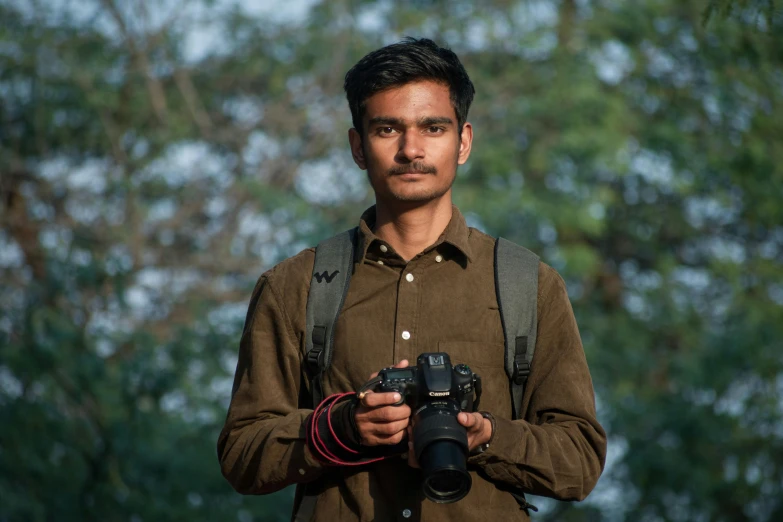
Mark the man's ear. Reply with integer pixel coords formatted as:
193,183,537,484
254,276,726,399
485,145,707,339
457,122,473,165
348,128,367,170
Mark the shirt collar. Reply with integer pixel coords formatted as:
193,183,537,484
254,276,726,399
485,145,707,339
355,205,474,264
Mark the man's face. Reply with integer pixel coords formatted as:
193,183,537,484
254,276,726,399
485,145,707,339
348,80,473,205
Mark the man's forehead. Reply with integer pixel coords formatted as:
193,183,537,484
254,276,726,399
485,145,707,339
362,81,456,122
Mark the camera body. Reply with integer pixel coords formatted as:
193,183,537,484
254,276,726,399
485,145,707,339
377,352,479,412
374,353,482,504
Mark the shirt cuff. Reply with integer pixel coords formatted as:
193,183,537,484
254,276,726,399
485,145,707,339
467,412,522,467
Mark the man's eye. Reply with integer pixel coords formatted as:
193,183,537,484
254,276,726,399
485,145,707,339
379,127,395,135
427,126,444,134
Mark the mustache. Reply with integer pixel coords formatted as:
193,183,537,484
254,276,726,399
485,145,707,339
388,162,437,176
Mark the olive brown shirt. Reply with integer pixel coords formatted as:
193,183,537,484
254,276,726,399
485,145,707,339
217,206,607,521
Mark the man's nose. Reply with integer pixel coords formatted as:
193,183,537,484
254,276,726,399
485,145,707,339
397,131,425,161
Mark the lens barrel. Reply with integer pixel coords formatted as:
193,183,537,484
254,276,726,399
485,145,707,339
413,402,472,503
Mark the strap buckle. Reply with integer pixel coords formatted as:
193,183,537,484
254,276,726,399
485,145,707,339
306,346,324,377
511,336,530,385
512,358,530,385
306,325,329,377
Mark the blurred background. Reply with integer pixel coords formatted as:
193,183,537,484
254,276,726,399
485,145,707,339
1,0,782,520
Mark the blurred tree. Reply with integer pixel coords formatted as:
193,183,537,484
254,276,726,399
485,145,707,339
0,0,343,519
1,0,781,521
704,0,779,25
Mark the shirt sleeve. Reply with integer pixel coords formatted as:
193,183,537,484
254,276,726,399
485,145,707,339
217,275,327,494
468,265,607,501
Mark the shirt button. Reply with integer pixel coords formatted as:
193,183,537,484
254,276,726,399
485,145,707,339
377,260,384,265
401,331,411,340
402,509,412,518
380,244,388,253
435,255,443,263
405,273,414,282
298,468,305,475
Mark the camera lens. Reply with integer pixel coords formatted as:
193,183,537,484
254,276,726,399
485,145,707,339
420,440,472,503
425,469,466,497
413,402,472,503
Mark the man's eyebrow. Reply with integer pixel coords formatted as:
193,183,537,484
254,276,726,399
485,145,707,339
418,116,454,126
366,116,455,127
367,116,405,126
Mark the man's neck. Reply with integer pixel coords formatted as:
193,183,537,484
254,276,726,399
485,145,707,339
373,197,453,261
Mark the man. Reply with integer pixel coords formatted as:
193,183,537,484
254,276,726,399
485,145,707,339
218,38,606,521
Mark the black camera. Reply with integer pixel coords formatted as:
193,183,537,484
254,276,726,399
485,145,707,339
374,352,482,503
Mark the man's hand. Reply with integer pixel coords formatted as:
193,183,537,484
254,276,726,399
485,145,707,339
354,360,411,446
406,411,493,468
457,412,493,451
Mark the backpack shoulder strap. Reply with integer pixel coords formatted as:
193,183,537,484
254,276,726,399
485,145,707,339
304,227,358,407
494,237,540,420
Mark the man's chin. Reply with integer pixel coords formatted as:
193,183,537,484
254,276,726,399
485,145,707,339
387,188,450,203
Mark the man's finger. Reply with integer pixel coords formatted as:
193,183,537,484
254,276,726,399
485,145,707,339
458,412,481,429
365,418,408,436
360,405,411,424
368,426,408,443
364,432,406,446
362,392,403,408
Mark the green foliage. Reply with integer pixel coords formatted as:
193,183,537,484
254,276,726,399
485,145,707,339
1,0,781,521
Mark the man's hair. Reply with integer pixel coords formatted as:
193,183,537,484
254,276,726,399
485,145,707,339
344,37,475,134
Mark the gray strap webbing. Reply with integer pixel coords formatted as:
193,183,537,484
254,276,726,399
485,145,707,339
297,229,355,522
304,228,357,408
494,237,540,420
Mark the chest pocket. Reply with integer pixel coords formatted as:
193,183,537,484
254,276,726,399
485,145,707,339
436,341,512,419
